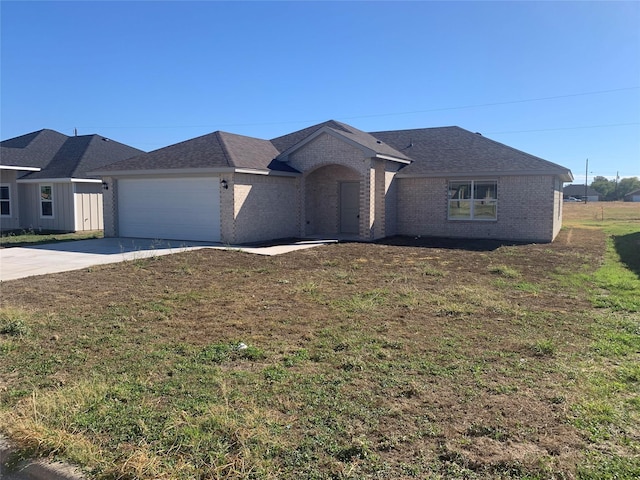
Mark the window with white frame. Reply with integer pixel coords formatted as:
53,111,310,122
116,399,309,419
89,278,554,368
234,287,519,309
0,184,10,216
40,184,53,217
448,180,497,220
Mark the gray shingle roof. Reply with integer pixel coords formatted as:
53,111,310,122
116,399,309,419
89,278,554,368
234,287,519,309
89,120,572,180
95,131,298,173
1,129,68,169
371,126,572,178
219,132,297,172
1,129,143,179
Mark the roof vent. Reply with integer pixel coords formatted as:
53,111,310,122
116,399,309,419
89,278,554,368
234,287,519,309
475,132,482,136
102,138,110,142
376,140,382,144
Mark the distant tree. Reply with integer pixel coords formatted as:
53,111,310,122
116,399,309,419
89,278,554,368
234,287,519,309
591,176,640,200
618,177,640,199
590,176,616,200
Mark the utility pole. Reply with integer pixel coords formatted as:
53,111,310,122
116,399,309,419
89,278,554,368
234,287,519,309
584,158,588,203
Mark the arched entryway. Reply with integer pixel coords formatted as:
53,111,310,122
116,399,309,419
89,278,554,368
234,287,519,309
304,164,361,238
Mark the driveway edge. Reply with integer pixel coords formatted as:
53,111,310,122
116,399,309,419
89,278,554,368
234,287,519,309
0,436,86,480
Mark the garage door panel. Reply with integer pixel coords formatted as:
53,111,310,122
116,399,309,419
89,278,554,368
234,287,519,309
118,177,220,241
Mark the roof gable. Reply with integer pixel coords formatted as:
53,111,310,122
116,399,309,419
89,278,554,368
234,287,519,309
270,120,351,153
272,120,410,162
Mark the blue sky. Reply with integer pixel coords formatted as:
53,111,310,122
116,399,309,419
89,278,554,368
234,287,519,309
1,1,639,183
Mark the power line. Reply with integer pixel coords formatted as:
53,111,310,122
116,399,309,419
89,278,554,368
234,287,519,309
77,86,640,131
485,122,640,135
336,87,640,121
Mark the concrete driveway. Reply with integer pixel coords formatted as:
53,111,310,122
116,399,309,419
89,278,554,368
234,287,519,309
0,237,335,282
0,238,215,282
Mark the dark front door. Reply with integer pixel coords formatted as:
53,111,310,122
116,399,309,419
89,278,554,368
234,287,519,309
340,182,359,234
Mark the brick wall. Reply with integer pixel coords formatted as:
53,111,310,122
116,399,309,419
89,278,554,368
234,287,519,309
229,173,299,244
384,166,400,237
101,176,117,237
397,175,559,242
552,178,563,240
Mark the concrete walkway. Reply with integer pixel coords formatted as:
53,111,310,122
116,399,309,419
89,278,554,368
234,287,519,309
1,436,85,480
0,238,336,282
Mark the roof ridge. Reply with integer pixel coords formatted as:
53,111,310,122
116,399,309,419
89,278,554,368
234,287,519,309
370,126,459,135
214,131,235,167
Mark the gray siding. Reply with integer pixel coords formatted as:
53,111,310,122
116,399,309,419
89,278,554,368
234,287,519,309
0,170,20,230
19,182,76,232
74,183,103,231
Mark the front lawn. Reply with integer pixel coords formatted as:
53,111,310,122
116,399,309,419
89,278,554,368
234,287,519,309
0,206,638,479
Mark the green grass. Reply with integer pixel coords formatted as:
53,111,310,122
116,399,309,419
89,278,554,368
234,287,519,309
0,229,102,247
564,222,640,478
591,226,640,312
488,264,521,278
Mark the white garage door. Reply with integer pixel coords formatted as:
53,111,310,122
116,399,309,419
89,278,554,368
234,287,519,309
118,177,220,241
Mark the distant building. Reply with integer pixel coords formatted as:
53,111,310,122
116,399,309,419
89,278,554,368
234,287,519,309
563,184,600,202
624,189,640,202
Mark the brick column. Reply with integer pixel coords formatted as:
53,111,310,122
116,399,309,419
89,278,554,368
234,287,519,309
102,177,117,237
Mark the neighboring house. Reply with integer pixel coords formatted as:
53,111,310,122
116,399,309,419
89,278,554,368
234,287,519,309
563,184,600,202
0,130,143,232
624,189,640,202
92,120,573,244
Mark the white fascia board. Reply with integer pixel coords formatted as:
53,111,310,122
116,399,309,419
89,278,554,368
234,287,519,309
234,168,300,177
17,177,102,184
92,167,300,178
89,167,236,177
374,154,412,164
0,165,41,171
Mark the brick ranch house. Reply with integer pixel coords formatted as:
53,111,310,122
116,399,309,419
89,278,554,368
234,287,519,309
92,120,573,244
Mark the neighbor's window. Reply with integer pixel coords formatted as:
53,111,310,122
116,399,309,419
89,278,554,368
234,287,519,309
448,180,497,220
0,185,10,216
40,184,53,217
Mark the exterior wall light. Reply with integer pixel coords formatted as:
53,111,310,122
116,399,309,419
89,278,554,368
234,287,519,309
102,182,109,190
221,179,228,189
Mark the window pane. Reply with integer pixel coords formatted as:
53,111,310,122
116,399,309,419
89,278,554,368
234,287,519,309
449,182,471,200
41,186,52,200
449,200,471,219
0,186,9,200
473,200,497,219
0,201,9,216
474,181,497,200
41,201,53,216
